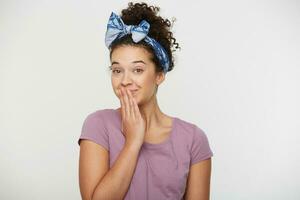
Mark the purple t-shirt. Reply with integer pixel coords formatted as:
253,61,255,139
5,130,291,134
78,108,214,200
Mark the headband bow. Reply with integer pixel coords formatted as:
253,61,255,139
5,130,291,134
105,12,170,73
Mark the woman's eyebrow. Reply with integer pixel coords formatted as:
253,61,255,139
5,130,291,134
111,60,146,65
111,61,119,65
132,60,146,64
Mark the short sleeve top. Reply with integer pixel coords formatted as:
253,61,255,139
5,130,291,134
78,108,214,200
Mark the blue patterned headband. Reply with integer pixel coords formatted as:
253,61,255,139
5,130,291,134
105,12,170,74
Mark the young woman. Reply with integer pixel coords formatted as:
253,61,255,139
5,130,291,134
78,2,214,200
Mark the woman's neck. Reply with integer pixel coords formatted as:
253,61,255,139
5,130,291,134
139,100,164,132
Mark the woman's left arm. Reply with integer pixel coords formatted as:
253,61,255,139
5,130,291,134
183,158,212,200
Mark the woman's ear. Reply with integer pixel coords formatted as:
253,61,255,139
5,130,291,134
156,71,165,86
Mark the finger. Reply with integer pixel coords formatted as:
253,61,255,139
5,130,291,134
121,87,128,120
119,88,126,120
122,87,130,119
132,93,141,119
126,88,135,120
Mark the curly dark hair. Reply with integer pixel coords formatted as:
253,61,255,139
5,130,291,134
109,1,181,73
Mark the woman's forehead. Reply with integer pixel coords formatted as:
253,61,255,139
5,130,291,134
111,45,152,63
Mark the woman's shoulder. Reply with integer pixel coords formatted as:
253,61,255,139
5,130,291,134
81,108,119,136
82,108,119,130
175,116,198,132
85,108,116,119
174,116,209,139
79,109,114,149
175,116,213,161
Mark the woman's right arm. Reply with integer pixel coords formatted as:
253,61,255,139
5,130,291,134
79,139,142,200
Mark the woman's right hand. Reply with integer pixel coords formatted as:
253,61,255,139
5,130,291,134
117,86,146,148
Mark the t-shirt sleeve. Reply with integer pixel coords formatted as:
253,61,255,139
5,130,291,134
190,125,214,165
77,112,109,151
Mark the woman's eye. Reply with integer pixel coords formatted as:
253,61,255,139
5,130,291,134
134,68,144,73
110,68,143,74
112,69,121,74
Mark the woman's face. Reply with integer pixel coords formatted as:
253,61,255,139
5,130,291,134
110,45,165,105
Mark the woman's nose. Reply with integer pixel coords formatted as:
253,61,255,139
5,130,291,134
121,72,132,86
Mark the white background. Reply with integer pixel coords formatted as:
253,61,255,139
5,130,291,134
1,0,299,199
